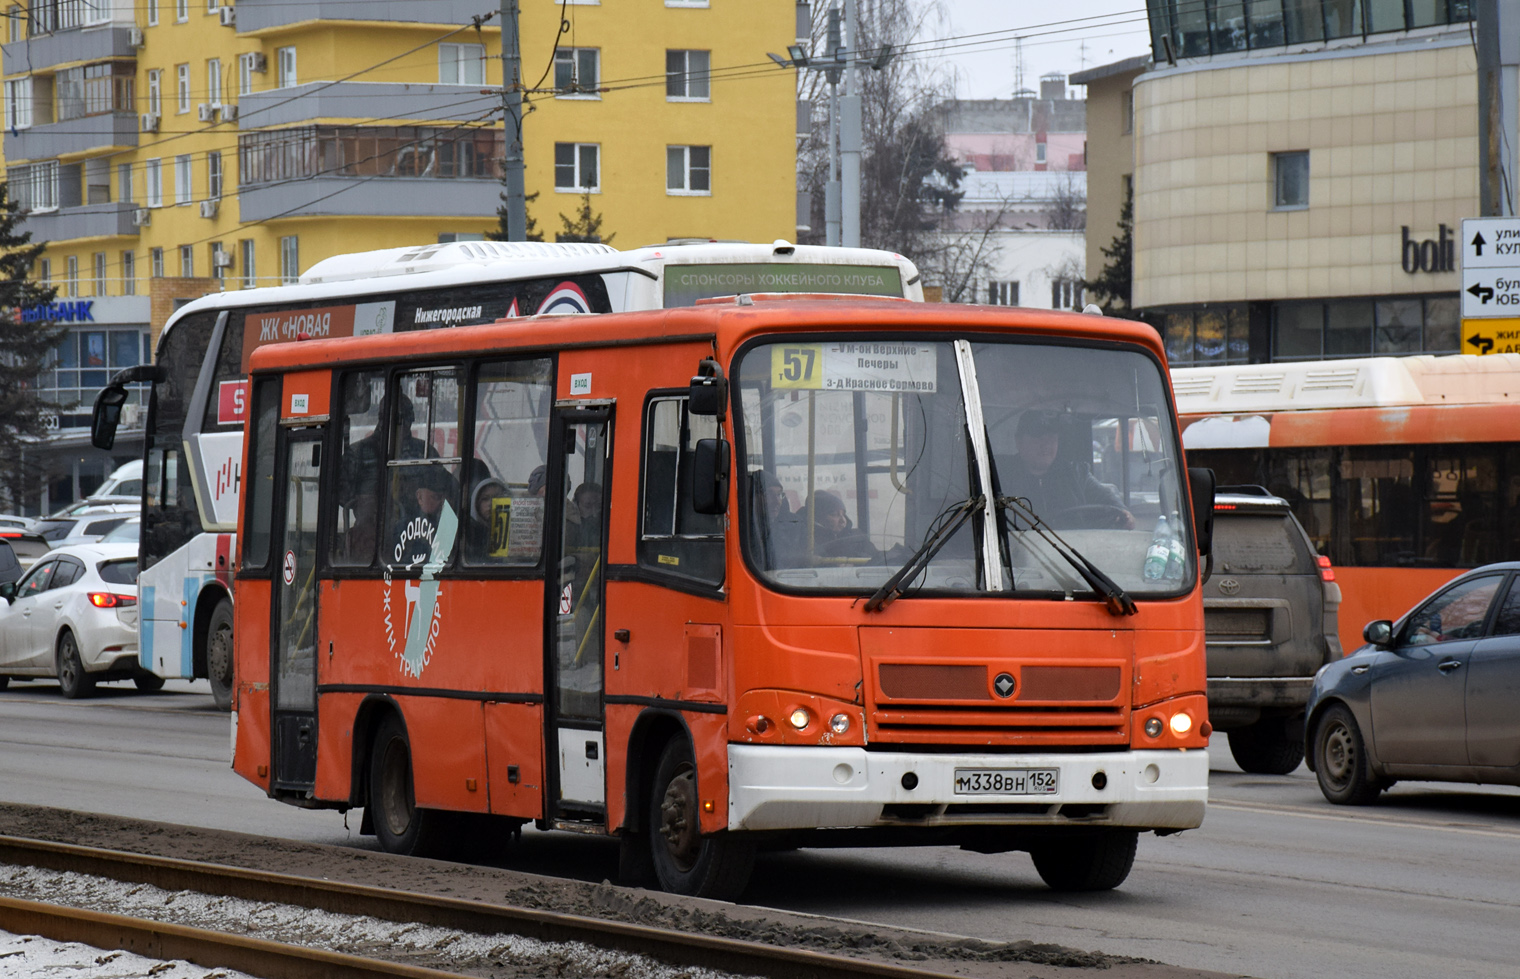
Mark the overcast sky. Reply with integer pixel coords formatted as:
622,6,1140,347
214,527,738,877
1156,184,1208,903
929,1,1152,99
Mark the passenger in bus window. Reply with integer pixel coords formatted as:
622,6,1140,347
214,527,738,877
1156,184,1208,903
809,490,878,562
393,465,457,568
999,410,1134,529
465,477,509,563
751,470,802,568
527,465,548,497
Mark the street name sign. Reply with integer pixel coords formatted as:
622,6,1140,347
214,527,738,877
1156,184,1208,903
1460,219,1520,346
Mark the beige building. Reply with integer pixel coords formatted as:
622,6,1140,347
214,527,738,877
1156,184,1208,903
1086,3,1480,366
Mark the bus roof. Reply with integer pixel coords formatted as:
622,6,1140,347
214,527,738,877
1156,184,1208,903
247,297,1161,375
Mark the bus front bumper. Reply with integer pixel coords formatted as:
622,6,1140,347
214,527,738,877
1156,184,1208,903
727,744,1208,832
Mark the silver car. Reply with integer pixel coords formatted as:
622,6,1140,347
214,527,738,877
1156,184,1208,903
0,542,162,698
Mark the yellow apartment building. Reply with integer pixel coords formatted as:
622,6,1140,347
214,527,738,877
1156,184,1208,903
2,0,797,505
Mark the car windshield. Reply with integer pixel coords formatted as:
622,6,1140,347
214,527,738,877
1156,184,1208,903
735,337,1192,599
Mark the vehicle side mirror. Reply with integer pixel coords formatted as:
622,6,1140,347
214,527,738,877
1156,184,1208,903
691,438,730,515
0,583,15,603
1188,467,1215,556
91,385,128,450
1363,619,1393,647
689,358,728,421
0,539,19,587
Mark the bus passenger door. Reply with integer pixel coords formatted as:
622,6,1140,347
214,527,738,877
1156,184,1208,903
271,425,323,794
546,407,610,820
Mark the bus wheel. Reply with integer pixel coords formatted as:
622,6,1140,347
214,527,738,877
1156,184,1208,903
368,714,445,857
134,673,166,693
206,599,234,711
1029,829,1137,891
56,631,95,700
647,739,754,900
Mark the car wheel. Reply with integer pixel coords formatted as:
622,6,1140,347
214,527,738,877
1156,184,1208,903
206,599,234,711
367,713,447,857
1313,704,1383,805
647,738,754,900
134,673,165,693
1227,715,1306,775
1030,829,1138,891
55,631,95,700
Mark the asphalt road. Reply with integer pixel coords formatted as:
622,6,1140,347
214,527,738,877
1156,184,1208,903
2,678,1518,979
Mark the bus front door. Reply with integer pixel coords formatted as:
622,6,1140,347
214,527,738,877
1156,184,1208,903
546,407,610,821
271,425,323,794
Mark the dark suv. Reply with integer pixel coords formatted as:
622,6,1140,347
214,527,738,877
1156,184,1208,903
1205,486,1341,774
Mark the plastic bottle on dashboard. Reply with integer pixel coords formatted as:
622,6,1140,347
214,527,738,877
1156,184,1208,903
1164,526,1186,579
1143,516,1171,580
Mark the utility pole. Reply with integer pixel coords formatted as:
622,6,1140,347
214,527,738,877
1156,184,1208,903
840,0,862,247
1476,0,1519,217
825,5,843,247
501,0,528,240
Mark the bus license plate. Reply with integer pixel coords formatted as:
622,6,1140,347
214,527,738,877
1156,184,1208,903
953,768,1059,795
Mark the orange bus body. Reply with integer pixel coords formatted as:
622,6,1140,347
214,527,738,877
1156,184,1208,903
233,300,1211,896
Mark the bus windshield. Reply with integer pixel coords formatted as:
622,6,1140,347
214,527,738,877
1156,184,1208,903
736,337,1192,599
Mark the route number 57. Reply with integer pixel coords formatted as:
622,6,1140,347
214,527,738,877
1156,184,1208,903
772,344,823,389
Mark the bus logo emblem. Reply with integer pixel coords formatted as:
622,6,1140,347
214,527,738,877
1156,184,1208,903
993,673,1016,698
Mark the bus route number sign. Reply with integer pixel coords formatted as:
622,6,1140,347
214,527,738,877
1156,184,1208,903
953,768,1058,795
770,342,937,393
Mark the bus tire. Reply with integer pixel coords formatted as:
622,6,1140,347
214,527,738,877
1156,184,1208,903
368,713,446,857
647,738,754,900
1227,715,1305,775
1312,704,1382,805
134,673,166,693
206,599,235,711
1029,829,1137,892
55,631,95,700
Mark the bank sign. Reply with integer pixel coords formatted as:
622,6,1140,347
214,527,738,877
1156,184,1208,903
20,300,96,323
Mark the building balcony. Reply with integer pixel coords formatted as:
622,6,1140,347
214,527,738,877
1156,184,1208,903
5,113,137,164
2,25,135,76
237,82,499,129
234,0,492,32
21,202,138,243
238,177,502,222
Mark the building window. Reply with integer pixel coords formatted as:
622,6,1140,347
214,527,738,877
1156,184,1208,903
1036,142,1047,164
121,251,135,295
666,49,710,100
176,0,188,22
1272,150,1309,209
239,125,503,183
4,77,32,130
988,281,1019,306
553,48,599,96
276,47,297,89
44,327,153,430
280,235,299,284
65,256,78,297
1270,295,1461,362
1121,88,1133,135
554,142,600,192
239,52,256,96
209,241,224,281
38,258,50,284
174,154,192,204
6,161,60,211
179,244,194,277
206,0,218,13
93,252,106,296
148,0,158,27
1052,278,1083,310
439,42,485,85
207,151,222,199
151,247,164,278
240,238,256,288
176,64,190,113
207,58,222,107
147,69,161,116
117,162,133,203
56,62,134,122
145,158,162,207
666,145,711,194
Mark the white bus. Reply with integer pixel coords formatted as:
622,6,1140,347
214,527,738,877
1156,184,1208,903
91,240,923,707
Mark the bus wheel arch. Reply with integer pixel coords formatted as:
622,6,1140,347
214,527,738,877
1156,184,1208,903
645,732,754,900
366,706,447,856
193,585,234,711
350,694,398,821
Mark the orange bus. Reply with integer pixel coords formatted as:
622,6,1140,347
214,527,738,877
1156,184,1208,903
1173,353,1520,655
232,297,1215,897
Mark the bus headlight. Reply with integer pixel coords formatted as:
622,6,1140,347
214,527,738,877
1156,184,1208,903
1144,717,1163,738
789,708,811,730
829,713,850,734
1169,712,1193,736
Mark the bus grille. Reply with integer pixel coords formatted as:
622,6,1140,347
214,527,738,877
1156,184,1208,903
870,705,1128,744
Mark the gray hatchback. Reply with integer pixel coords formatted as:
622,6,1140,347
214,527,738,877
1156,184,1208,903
1205,487,1342,774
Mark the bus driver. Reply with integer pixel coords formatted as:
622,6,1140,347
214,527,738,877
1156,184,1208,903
999,409,1134,529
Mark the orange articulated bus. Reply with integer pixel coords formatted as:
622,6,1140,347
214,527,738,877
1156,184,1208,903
232,297,1215,897
1173,353,1520,655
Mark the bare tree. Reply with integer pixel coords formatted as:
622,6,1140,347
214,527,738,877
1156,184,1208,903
1047,172,1087,232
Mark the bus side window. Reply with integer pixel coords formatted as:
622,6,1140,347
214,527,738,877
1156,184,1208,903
639,396,724,587
242,378,281,571
330,371,387,569
463,358,553,567
384,369,463,572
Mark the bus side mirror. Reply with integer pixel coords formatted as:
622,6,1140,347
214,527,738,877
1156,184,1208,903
691,438,730,515
91,385,128,450
689,359,727,421
1363,619,1393,647
1188,466,1215,556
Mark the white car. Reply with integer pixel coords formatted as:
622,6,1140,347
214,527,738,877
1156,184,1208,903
49,510,138,550
0,542,161,698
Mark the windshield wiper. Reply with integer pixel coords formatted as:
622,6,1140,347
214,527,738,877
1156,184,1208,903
864,495,983,613
996,496,1138,617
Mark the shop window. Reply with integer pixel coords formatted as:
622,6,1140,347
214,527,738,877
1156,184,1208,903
1424,297,1460,352
1374,299,1422,354
1273,302,1322,359
1324,299,1372,356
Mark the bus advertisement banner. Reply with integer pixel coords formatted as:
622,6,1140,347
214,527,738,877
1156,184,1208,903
241,301,397,369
